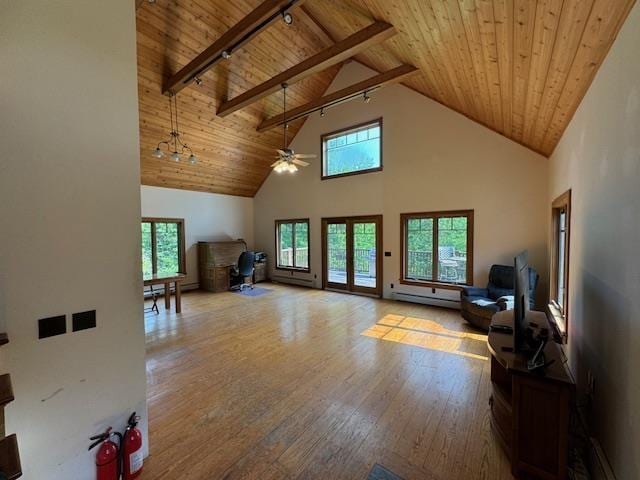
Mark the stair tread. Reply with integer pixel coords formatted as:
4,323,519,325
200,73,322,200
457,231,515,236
0,434,22,479
0,376,14,407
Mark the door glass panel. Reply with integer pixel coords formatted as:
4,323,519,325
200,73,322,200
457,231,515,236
406,218,433,281
327,223,347,284
437,216,468,284
353,222,377,288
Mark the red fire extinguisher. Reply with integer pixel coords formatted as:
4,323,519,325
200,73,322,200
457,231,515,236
122,412,144,479
89,427,122,480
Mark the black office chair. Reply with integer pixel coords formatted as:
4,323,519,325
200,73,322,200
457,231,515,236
230,251,255,291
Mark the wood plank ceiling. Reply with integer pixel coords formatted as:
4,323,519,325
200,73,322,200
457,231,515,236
136,0,636,196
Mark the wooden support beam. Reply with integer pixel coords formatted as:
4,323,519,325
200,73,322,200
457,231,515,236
163,0,307,95
256,64,419,132
217,21,396,117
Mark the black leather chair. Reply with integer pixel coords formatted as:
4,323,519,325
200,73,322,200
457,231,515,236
460,264,539,330
230,251,256,291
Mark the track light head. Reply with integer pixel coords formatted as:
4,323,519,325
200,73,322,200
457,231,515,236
363,92,371,104
320,108,325,117
194,77,203,86
282,11,293,25
221,50,232,60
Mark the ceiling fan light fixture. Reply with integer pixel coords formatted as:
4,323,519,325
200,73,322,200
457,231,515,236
288,163,298,173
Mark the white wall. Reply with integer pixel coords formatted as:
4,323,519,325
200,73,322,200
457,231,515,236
0,1,147,478
548,4,640,478
254,62,549,305
141,185,255,288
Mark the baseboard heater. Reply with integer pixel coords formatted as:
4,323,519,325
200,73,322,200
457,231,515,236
271,275,314,288
393,291,460,310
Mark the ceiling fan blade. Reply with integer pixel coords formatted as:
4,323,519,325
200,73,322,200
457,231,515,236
277,149,288,156
293,153,316,159
292,159,310,166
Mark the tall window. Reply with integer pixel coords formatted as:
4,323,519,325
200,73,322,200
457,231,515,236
141,218,186,277
276,219,310,271
400,210,474,287
550,190,571,339
321,118,382,179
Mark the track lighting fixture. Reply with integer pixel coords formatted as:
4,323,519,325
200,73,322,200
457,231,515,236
320,108,325,117
193,76,203,86
363,91,371,104
221,50,232,60
152,95,198,165
282,11,293,25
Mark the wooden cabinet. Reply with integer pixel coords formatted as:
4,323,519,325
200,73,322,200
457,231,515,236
489,310,574,479
198,241,246,292
253,262,267,283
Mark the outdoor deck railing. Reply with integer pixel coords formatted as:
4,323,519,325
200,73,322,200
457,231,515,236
279,248,466,282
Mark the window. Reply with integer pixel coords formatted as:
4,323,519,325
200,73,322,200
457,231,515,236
276,219,310,271
141,218,186,277
321,118,382,179
400,210,474,287
550,190,571,339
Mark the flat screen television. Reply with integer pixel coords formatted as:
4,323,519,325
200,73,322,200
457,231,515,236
513,250,530,351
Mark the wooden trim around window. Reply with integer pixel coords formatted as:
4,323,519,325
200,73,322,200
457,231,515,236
142,217,186,274
320,117,383,180
399,210,474,289
275,218,311,273
549,190,571,341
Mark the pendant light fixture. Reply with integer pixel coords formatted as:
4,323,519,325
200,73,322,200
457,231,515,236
152,95,197,165
270,83,316,174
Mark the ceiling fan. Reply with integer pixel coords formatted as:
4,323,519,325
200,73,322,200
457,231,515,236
271,83,316,173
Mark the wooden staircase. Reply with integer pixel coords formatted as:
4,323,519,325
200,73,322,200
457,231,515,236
0,335,21,479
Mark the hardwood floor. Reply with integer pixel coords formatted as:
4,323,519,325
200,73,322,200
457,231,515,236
141,283,513,480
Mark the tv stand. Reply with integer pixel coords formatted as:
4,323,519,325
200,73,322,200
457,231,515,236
488,310,574,479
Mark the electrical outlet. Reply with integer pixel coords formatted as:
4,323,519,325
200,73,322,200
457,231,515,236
390,283,394,289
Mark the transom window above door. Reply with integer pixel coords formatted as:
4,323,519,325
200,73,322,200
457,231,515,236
275,219,310,272
141,218,186,277
321,118,382,179
400,210,474,288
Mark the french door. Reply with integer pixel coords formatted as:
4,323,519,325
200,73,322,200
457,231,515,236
321,215,382,297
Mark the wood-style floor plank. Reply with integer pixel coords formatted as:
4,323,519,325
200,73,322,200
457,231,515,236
140,284,513,479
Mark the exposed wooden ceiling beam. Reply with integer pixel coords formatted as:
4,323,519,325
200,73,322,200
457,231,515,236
163,0,307,95
257,64,419,132
217,21,396,118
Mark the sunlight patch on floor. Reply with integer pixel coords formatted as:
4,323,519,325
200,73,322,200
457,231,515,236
362,314,489,361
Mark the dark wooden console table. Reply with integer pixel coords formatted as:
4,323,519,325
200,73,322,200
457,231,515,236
489,310,575,479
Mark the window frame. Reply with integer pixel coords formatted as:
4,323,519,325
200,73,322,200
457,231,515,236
400,210,474,290
549,190,571,342
320,117,383,180
142,217,186,275
275,218,311,273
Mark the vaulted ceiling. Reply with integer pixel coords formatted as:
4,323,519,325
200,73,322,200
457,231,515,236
136,0,636,196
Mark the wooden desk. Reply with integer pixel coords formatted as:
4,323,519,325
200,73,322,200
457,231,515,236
489,310,574,479
144,273,186,313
